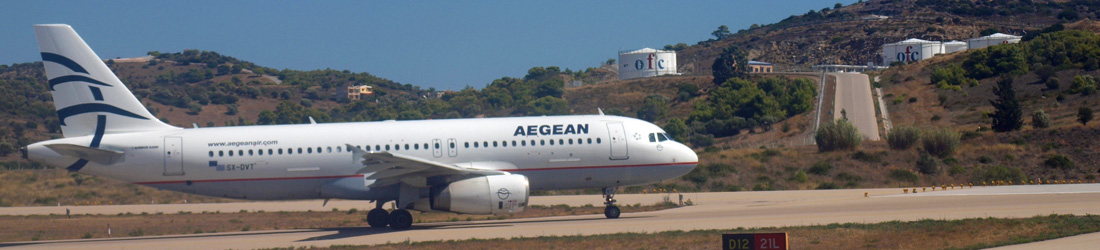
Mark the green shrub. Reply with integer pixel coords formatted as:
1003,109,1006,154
791,170,809,183
1032,110,1051,128
1044,154,1075,170
815,182,839,190
973,165,1027,183
837,172,864,188
922,128,960,158
886,126,921,150
888,169,919,183
949,166,966,176
917,152,939,175
815,119,861,152
807,161,832,176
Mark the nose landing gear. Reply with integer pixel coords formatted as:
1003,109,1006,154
603,187,620,219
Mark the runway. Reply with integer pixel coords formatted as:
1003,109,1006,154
4,184,1099,249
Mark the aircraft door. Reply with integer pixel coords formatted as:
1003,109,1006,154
447,138,458,157
607,123,629,160
163,137,184,176
432,139,443,158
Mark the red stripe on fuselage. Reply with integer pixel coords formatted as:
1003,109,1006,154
133,162,698,185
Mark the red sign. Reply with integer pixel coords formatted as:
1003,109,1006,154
722,233,788,250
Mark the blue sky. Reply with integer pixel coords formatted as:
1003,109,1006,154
2,1,855,90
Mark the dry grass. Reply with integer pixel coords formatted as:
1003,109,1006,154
0,169,230,207
258,214,1100,250
0,202,679,242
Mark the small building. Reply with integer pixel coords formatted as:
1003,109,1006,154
862,14,889,21
347,85,373,100
748,61,773,73
967,33,1022,50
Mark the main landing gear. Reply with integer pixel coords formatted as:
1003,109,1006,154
603,187,620,219
366,201,414,230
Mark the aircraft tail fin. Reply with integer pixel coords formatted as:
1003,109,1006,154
34,24,178,138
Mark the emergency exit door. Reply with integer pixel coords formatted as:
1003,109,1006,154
163,137,184,176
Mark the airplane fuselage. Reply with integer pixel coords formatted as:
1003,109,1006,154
28,115,697,201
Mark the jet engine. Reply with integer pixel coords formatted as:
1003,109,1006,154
412,174,529,214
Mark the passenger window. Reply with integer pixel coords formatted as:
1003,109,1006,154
568,139,573,145
414,144,420,150
522,140,527,146
404,144,409,150
297,148,303,154
530,140,536,146
435,143,441,149
587,138,593,144
327,147,332,153
278,148,283,155
238,150,243,156
493,141,498,147
316,147,321,153
249,149,254,156
423,143,428,149
219,150,224,157
269,149,273,155
483,141,488,148
597,138,602,144
258,150,263,156
474,142,479,148
374,145,380,151
450,142,455,148
540,140,545,146
209,151,214,157
308,147,313,154
229,150,234,156
512,141,517,147
465,142,470,148
649,133,657,142
549,139,555,145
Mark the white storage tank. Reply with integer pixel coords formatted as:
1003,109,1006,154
882,38,942,65
967,33,1022,50
942,41,968,54
618,48,678,80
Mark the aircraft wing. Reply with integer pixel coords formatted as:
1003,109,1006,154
346,144,507,188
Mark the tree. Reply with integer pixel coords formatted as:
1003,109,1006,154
815,119,861,152
1079,107,1094,126
711,46,747,85
989,77,1022,132
711,25,732,40
636,95,669,122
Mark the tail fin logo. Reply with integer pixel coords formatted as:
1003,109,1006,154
39,53,151,126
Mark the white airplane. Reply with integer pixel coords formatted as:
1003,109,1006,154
22,24,698,230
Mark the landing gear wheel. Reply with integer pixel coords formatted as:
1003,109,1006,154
389,209,413,230
366,208,389,228
602,187,620,219
604,205,621,219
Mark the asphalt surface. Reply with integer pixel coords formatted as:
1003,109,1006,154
831,72,880,141
3,184,1099,249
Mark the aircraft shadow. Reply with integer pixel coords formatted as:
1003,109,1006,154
296,215,652,242
0,229,322,248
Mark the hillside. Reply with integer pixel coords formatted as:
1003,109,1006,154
675,0,1094,74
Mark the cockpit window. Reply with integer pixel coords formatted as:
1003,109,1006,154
657,133,669,142
648,133,657,142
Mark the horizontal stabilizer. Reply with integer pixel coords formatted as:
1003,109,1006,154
45,143,124,165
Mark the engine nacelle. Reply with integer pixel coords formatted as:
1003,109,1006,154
412,174,529,214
